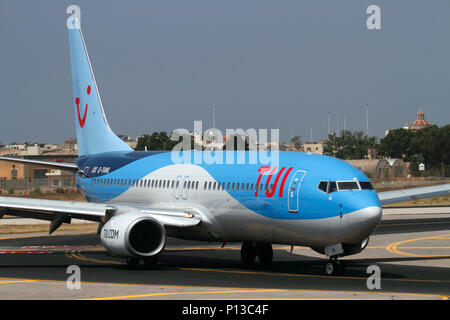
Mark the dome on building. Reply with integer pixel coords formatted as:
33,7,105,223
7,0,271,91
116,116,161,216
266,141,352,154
411,110,430,130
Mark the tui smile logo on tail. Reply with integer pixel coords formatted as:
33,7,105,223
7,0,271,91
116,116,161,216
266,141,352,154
75,85,90,128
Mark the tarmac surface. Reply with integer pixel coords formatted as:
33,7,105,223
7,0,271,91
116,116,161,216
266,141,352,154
0,208,449,300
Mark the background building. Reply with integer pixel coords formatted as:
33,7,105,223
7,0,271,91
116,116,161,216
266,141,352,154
302,141,324,155
345,159,391,179
409,110,431,131
386,110,432,136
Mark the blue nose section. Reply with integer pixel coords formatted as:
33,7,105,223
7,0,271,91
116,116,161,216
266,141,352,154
336,190,381,216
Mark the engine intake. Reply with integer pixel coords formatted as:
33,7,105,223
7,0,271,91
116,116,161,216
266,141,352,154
100,212,166,258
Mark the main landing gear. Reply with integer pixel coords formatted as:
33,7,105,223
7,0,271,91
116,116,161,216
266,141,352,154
125,256,158,269
125,257,140,268
241,241,273,266
324,256,345,276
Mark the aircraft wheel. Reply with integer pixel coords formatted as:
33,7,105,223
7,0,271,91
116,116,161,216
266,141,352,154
143,255,158,268
241,241,257,266
255,242,273,265
325,260,345,275
325,262,335,275
339,262,346,274
125,257,140,268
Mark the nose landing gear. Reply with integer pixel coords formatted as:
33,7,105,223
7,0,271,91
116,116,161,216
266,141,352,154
323,243,346,275
325,257,346,276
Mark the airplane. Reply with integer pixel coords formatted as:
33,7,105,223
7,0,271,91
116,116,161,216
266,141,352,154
0,15,449,276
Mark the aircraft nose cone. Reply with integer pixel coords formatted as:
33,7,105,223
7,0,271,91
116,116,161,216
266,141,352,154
365,206,382,227
348,206,382,231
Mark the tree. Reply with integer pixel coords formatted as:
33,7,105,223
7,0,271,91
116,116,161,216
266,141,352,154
410,125,449,176
377,125,449,177
135,132,179,151
376,128,414,160
290,136,303,151
323,130,377,159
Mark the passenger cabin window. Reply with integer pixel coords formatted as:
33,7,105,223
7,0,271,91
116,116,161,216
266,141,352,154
337,181,359,190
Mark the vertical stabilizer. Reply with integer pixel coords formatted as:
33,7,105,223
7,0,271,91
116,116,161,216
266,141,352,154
67,17,132,156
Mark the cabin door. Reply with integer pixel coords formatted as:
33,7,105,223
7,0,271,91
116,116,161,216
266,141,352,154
288,170,306,213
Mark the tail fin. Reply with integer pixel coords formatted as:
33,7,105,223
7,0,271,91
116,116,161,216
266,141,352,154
67,17,132,156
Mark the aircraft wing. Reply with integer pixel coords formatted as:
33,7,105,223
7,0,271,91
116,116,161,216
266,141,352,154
378,183,450,205
0,196,201,234
0,156,79,172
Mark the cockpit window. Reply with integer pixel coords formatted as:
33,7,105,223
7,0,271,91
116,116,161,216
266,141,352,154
319,180,374,193
359,181,374,190
328,181,337,193
337,181,359,190
318,181,338,194
318,181,328,193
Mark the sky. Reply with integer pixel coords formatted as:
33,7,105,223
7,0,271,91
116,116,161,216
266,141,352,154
1,0,449,145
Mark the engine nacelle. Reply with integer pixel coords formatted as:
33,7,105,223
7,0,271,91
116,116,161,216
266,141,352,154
100,212,166,258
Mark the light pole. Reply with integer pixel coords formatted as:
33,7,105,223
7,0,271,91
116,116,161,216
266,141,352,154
153,136,169,151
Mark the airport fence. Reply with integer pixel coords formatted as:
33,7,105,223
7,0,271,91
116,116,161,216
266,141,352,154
0,178,77,191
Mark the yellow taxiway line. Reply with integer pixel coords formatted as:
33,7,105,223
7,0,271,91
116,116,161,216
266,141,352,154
386,234,450,258
0,276,446,300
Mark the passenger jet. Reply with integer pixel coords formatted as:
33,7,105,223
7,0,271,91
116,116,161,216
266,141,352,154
0,15,449,275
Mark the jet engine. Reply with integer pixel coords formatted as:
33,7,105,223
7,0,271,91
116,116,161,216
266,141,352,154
100,212,166,258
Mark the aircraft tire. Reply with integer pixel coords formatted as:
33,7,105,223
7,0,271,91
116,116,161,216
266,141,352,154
125,257,140,268
325,260,345,275
241,241,257,266
325,261,336,275
255,242,273,265
143,255,158,268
